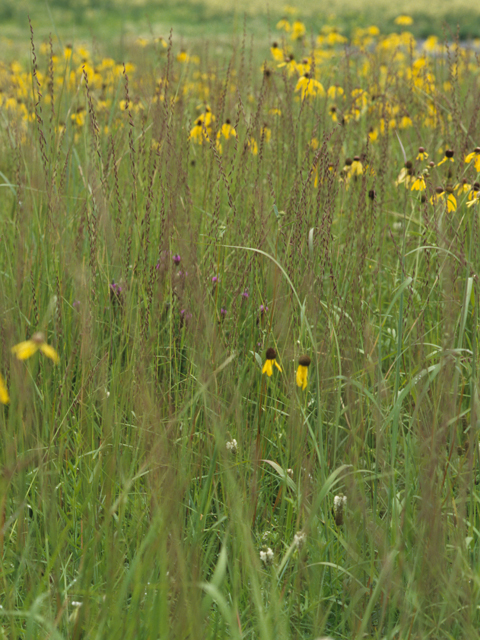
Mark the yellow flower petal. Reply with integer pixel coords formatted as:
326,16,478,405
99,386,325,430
39,343,60,364
0,374,9,404
11,340,39,360
262,360,274,376
296,365,308,390
274,360,282,373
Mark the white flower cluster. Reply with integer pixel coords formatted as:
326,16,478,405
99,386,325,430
333,495,347,511
260,547,274,565
293,531,306,549
226,439,237,454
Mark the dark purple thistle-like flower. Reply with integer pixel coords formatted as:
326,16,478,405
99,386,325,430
173,254,181,265
220,307,227,316
241,290,249,298
212,276,218,284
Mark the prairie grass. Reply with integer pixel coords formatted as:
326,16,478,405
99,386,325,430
1,14,480,640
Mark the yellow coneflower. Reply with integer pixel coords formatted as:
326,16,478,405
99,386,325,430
296,355,311,390
270,42,284,62
0,374,9,404
350,155,363,176
295,73,325,100
217,119,236,141
456,178,471,194
11,332,59,364
465,147,480,173
467,183,480,207
430,186,457,212
262,347,282,377
437,148,455,166
394,15,413,26
396,162,414,188
291,20,306,40
276,17,291,32
416,146,428,161
411,176,426,191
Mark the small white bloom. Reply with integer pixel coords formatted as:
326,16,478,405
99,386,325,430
287,468,293,477
70,601,82,607
226,439,238,454
293,531,306,548
333,493,347,525
260,547,274,564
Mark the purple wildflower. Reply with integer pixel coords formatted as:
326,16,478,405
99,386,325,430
173,254,181,265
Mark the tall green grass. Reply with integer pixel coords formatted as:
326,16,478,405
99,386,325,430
1,20,480,640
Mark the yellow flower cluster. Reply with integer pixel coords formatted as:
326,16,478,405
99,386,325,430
261,349,312,390
0,332,59,405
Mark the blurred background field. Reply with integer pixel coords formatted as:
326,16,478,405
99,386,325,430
3,0,480,50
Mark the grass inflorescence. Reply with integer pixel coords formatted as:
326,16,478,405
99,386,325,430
2,12,480,640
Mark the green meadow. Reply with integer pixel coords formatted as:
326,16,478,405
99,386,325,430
2,2,480,639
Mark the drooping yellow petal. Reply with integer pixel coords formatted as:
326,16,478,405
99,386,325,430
262,360,274,377
296,365,308,390
39,343,60,364
447,194,457,213
274,360,282,373
11,340,39,360
0,374,9,404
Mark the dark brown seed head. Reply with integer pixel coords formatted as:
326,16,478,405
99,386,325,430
475,147,480,153
418,146,425,153
405,160,413,169
353,155,361,162
345,157,353,166
298,355,311,367
225,118,231,124
266,347,276,360
429,161,435,168
368,189,376,200
272,42,278,48
445,149,454,158
474,182,480,191
445,184,454,193
435,186,444,194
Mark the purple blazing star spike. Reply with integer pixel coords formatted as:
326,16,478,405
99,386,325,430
172,254,181,265
259,304,268,313
220,307,227,316
242,290,249,298
212,276,218,283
